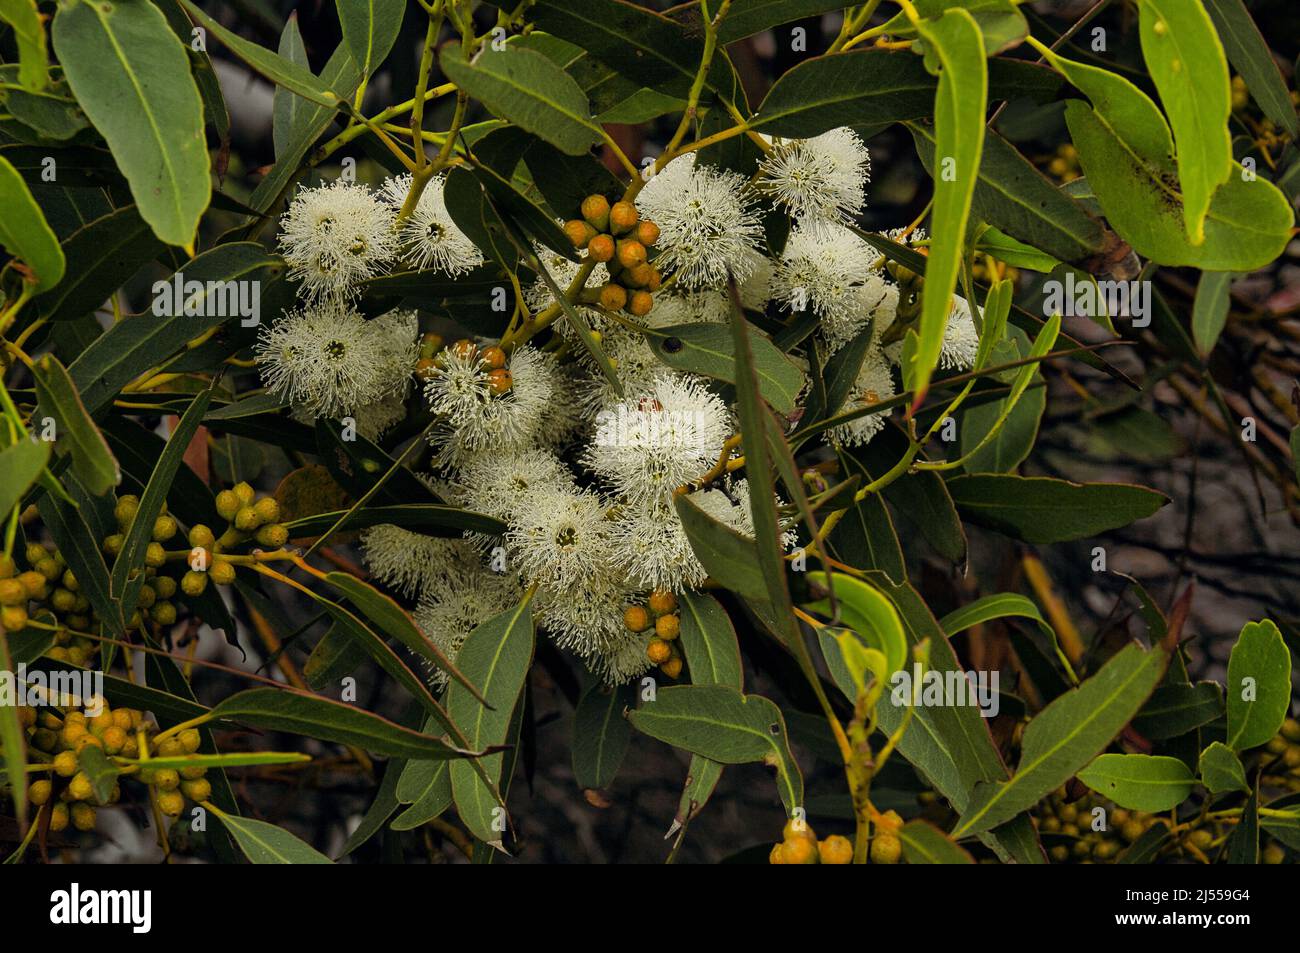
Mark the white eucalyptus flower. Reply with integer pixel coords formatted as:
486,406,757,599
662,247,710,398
645,290,730,328
370,308,420,393
424,345,559,467
635,155,762,289
256,301,400,419
351,394,407,440
507,484,616,594
585,375,732,505
822,272,901,354
414,570,522,687
772,222,881,346
380,173,483,275
574,326,667,416
457,448,571,524
689,479,799,551
940,295,981,371
758,127,870,223
594,629,656,685
535,572,636,660
361,526,480,598
607,499,704,592
738,251,777,311
278,179,396,301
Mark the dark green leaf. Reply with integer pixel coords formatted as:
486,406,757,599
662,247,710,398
1131,682,1223,741
1204,0,1298,137
1199,741,1249,794
946,474,1169,543
37,490,125,640
752,50,936,136
109,385,214,623
338,0,403,80
209,688,482,760
530,0,735,100
36,206,163,324
629,685,803,814
674,488,767,603
899,819,975,864
910,122,1103,263
1226,782,1258,863
179,0,340,108
572,681,635,790
0,153,64,289
210,807,333,864
832,448,906,583
1137,0,1233,244
392,759,452,830
68,243,285,414
323,572,482,701
646,322,804,414
1225,619,1292,752
0,0,49,90
0,630,27,827
285,504,505,539
441,43,601,156
272,14,309,159
32,354,119,496
909,9,987,400
0,438,49,516
1192,270,1234,356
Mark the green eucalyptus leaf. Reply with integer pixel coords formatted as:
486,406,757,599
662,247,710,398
32,354,119,497
53,0,210,247
440,43,602,156
1225,619,1292,752
1136,0,1233,244
1198,741,1249,794
946,474,1168,543
0,153,64,289
954,642,1165,837
1077,753,1195,812
448,595,536,846
629,685,803,815
645,322,804,414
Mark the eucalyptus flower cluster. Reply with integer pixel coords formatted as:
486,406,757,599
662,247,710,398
260,125,978,687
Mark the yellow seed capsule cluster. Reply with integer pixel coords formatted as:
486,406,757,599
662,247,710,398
16,699,140,832
181,482,289,597
767,818,859,865
8,699,214,832
626,590,682,678
6,541,146,664
1261,718,1300,794
567,195,662,319
1036,789,1150,863
0,548,58,645
139,726,210,818
1046,142,1081,183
